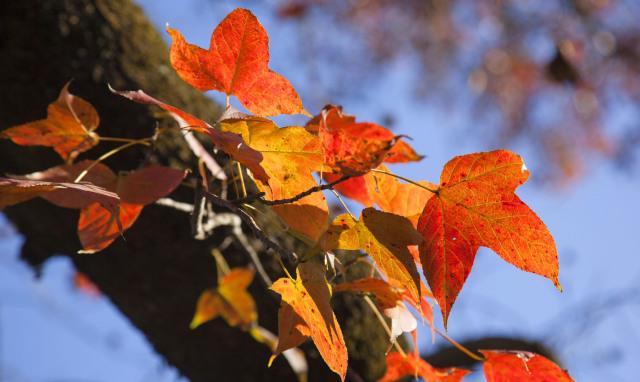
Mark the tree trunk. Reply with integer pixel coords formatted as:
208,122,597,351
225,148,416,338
0,2,561,381
0,1,391,381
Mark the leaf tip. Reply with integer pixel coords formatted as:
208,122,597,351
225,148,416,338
267,354,277,368
189,315,203,330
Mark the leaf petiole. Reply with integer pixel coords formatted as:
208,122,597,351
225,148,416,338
370,168,438,194
74,138,151,183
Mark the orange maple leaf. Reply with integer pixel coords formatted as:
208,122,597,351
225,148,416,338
1,82,99,160
167,8,305,117
379,352,469,382
271,261,347,381
417,150,560,327
308,105,411,175
191,268,257,330
481,350,574,382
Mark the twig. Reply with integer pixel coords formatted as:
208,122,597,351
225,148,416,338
205,191,298,263
232,174,354,205
364,295,407,357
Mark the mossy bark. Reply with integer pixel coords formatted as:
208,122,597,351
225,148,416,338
0,1,389,381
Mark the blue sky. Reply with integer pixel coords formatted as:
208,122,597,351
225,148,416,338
1,1,639,381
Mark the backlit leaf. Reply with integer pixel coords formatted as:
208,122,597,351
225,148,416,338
481,350,574,382
1,82,99,160
417,150,560,326
167,8,304,116
271,262,347,381
380,352,469,382
220,117,328,241
310,105,402,175
78,202,143,254
321,208,422,302
191,268,257,330
384,140,424,163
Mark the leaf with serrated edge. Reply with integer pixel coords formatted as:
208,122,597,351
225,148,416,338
1,82,99,160
417,150,560,327
379,352,469,382
271,262,347,381
167,8,304,116
481,350,574,382
191,268,257,330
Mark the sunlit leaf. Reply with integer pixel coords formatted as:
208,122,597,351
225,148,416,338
380,352,469,382
481,350,574,382
78,202,143,254
417,150,560,326
1,82,99,160
191,268,257,330
167,8,304,116
271,262,347,380
220,116,328,241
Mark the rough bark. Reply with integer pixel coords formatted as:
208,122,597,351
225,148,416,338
0,1,388,381
0,2,561,381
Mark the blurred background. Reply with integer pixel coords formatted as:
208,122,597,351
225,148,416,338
1,0,639,381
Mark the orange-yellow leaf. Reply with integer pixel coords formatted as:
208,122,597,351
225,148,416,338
191,268,257,330
167,8,304,116
384,140,424,163
272,302,310,357
481,350,574,382
220,116,328,241
1,82,99,160
271,262,347,380
321,208,422,302
380,352,469,382
417,150,560,327
111,88,269,183
78,202,143,254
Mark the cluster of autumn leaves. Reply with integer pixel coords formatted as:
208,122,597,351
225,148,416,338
0,7,574,382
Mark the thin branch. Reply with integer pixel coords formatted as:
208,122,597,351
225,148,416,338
233,174,354,205
363,295,406,357
205,191,298,263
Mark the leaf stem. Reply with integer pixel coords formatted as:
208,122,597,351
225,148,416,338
74,139,150,183
98,136,146,144
236,162,248,198
370,169,438,194
363,295,406,357
434,327,485,362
